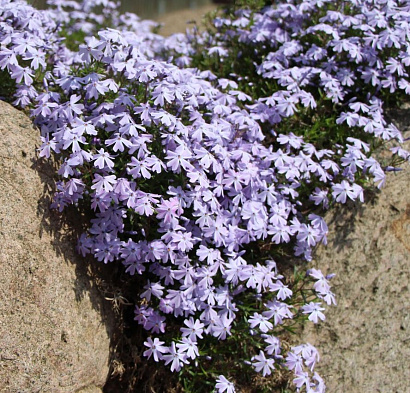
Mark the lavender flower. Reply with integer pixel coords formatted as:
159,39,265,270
2,0,409,390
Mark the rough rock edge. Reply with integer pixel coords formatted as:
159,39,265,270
0,101,113,393
302,107,410,393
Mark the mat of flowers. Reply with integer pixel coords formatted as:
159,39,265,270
1,0,409,391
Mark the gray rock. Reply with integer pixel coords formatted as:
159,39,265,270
302,109,410,393
0,101,112,392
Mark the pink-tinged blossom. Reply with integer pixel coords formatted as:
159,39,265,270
156,197,182,226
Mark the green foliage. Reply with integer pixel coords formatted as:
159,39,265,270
60,28,88,52
0,69,16,103
232,0,273,10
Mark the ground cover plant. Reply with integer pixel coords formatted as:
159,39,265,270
1,0,409,391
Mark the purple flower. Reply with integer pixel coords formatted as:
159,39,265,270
263,335,281,357
215,375,236,393
93,148,114,170
176,337,199,360
7,0,410,389
143,337,167,362
293,371,310,389
91,174,117,194
162,342,188,372
332,180,356,203
285,350,304,374
64,94,84,119
248,313,273,333
211,313,233,340
302,302,326,324
308,268,331,294
251,350,275,376
140,281,164,301
180,318,204,341
144,312,166,334
263,300,293,326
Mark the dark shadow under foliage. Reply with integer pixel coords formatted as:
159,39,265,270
32,142,296,393
33,150,183,392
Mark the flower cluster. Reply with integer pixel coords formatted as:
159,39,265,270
174,0,410,187
1,0,409,392
0,0,64,106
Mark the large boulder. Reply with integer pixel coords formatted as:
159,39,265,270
302,111,410,392
0,101,112,392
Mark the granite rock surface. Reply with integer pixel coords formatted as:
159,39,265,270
0,101,112,393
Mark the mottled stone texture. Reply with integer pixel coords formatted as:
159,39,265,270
0,101,111,393
155,3,217,36
303,109,410,393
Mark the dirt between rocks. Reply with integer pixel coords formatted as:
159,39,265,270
155,4,218,36
301,108,410,393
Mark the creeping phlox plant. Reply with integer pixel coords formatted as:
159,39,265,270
170,0,410,188
0,0,409,392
